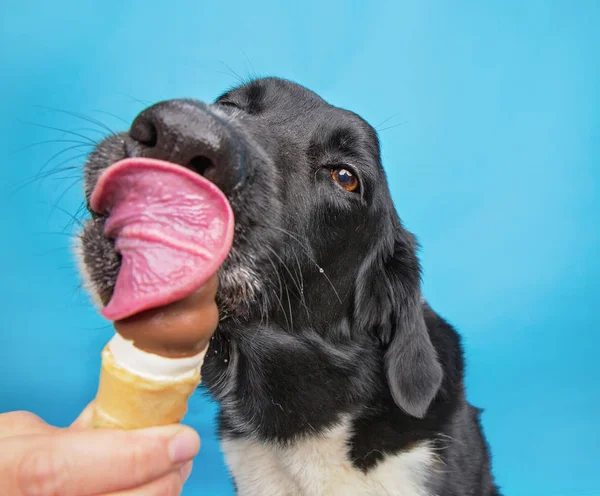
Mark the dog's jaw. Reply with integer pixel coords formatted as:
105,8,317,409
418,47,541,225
75,228,265,324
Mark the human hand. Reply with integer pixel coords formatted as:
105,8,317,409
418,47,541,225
0,402,199,495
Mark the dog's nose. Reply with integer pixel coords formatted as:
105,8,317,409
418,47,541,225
128,99,244,194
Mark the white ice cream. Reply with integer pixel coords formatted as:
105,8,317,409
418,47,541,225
108,333,207,380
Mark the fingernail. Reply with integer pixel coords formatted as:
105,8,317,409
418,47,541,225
180,461,193,482
168,428,200,463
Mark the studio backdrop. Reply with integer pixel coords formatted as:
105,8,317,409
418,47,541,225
1,2,598,495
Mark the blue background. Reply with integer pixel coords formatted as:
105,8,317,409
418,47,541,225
1,1,598,495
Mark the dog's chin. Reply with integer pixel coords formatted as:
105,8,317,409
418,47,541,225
77,216,264,323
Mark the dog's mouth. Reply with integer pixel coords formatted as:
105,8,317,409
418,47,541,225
79,165,259,321
86,157,235,321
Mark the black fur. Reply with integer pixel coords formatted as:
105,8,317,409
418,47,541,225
81,77,501,495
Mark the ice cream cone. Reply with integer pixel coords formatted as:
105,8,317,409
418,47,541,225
92,344,205,430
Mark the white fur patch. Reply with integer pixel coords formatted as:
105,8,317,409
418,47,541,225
219,263,262,303
222,417,437,496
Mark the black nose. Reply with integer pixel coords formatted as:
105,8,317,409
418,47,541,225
128,99,244,194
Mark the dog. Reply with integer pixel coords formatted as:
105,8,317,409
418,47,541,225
78,77,501,495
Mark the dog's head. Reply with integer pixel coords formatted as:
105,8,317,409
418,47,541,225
79,77,442,419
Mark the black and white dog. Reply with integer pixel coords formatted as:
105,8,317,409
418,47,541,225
79,77,501,495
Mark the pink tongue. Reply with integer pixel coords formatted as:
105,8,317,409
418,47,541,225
90,158,234,321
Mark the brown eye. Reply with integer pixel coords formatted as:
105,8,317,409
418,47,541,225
331,168,359,192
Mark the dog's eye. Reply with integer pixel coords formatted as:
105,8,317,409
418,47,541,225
219,101,240,109
331,168,359,192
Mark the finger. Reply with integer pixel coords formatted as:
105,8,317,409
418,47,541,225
2,424,200,496
105,466,190,496
70,401,96,429
180,460,193,483
0,411,55,439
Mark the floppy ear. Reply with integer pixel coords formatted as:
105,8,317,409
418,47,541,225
354,227,443,419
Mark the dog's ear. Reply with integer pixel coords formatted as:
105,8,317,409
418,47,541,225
354,227,443,419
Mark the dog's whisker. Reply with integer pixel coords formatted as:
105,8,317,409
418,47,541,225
377,121,407,133
33,231,74,238
10,164,82,197
272,288,290,331
374,112,402,129
70,127,110,137
264,245,303,297
10,139,95,156
36,143,91,179
50,200,85,230
216,70,242,85
264,256,290,331
241,50,259,81
265,266,291,332
315,267,342,303
258,249,285,328
37,165,81,183
51,174,82,182
32,105,116,136
47,152,89,174
90,109,130,126
115,92,152,108
18,119,99,145
264,245,313,326
73,201,89,222
284,283,294,333
290,248,310,317
279,233,342,303
263,254,282,317
80,324,113,332
218,61,245,85
10,142,88,194
270,226,312,252
260,271,274,327
270,226,343,304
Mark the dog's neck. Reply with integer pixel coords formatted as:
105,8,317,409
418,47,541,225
204,320,380,440
203,315,456,461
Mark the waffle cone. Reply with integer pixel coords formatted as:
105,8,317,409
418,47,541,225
92,346,202,430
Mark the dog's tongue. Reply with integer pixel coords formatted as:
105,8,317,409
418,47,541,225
90,158,234,321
